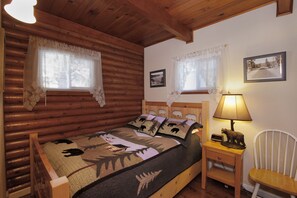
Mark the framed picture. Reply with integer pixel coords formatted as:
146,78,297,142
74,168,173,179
244,51,286,83
150,69,166,88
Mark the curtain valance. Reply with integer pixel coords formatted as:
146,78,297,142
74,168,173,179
23,36,105,110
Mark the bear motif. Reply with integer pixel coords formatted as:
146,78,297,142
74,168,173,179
62,148,84,157
221,128,246,148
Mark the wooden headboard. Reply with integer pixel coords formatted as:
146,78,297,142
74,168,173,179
142,100,209,143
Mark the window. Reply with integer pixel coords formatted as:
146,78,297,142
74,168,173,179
167,45,226,106
23,36,105,111
40,49,95,90
175,57,219,92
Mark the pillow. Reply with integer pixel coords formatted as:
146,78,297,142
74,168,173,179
156,127,200,148
158,118,203,140
192,128,203,141
138,116,166,136
127,114,155,128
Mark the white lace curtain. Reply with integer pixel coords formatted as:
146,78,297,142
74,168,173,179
23,36,105,111
167,44,227,106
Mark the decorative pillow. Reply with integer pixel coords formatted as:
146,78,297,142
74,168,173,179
192,128,203,142
138,116,166,136
127,114,155,128
158,118,203,140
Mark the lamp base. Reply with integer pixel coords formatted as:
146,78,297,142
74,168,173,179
221,128,246,150
221,141,246,150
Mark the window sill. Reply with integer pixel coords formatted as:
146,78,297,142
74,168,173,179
181,90,209,95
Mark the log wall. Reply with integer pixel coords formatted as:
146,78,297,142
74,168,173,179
2,11,144,194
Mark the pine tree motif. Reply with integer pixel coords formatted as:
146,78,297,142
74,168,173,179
116,131,165,153
86,132,106,140
136,170,162,195
84,147,150,177
82,143,107,151
148,120,158,135
178,119,188,127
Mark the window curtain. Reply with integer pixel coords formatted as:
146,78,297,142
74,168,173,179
23,36,105,111
167,44,227,106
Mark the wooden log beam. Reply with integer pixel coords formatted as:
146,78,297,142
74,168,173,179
6,157,30,169
123,0,193,43
7,166,30,179
5,116,135,151
4,105,141,122
5,57,25,67
7,174,30,188
7,182,30,194
276,0,293,16
4,111,139,132
4,101,141,113
5,33,143,62
6,148,29,160
5,67,23,76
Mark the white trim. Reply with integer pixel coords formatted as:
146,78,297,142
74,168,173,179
243,183,281,198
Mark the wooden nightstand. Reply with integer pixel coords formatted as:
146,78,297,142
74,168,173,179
201,141,245,198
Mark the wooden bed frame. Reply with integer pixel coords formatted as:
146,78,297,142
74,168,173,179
29,100,209,197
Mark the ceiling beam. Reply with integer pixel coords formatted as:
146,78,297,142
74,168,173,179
276,0,293,16
124,0,193,43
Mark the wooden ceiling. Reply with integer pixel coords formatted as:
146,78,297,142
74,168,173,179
4,0,295,47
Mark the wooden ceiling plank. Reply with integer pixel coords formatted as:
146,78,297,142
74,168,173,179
172,0,235,23
71,0,98,22
139,30,174,47
49,0,69,16
121,18,151,41
33,9,144,55
61,0,87,20
99,6,124,33
78,1,108,28
168,0,211,16
123,21,166,46
92,1,125,33
29,0,54,12
189,0,274,30
84,0,115,30
276,0,293,16
124,0,193,43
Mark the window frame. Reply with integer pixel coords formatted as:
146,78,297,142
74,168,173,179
38,47,96,92
175,58,218,94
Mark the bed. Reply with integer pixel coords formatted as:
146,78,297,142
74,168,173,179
29,100,209,197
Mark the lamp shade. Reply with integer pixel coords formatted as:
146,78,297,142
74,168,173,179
4,0,37,24
213,94,252,121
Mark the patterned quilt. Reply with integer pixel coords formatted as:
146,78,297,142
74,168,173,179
43,126,198,197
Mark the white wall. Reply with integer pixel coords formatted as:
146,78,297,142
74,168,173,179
145,2,297,195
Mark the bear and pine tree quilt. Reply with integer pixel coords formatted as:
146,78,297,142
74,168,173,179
42,126,201,197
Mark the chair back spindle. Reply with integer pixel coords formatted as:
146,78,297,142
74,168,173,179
253,129,297,179
250,129,297,198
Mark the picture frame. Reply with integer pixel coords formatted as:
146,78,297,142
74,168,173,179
150,69,166,88
244,51,286,83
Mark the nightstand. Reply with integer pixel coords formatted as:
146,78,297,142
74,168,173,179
201,141,245,198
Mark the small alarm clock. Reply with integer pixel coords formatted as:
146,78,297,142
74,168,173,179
211,134,223,142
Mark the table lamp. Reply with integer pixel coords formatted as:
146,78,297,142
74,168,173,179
213,94,252,149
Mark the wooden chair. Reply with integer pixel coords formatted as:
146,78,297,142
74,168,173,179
249,129,297,198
